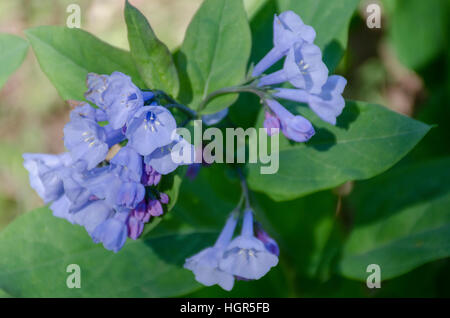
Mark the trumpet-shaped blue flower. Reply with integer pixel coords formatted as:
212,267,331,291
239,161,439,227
126,106,177,156
252,11,316,77
144,134,195,175
91,211,129,253
110,146,143,182
219,209,278,280
63,116,109,170
84,72,144,129
259,42,328,94
70,199,114,235
116,181,145,209
22,153,71,203
50,195,74,223
263,111,281,136
274,75,347,125
184,214,238,291
266,99,315,142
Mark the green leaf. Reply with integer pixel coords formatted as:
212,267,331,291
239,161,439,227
0,207,216,297
277,0,359,71
0,288,11,298
388,0,447,70
25,26,144,101
176,0,251,114
338,157,450,281
171,165,241,230
253,190,341,282
125,1,179,96
247,101,430,201
0,34,28,89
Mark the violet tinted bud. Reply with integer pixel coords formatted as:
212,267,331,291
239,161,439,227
263,111,281,136
255,222,280,256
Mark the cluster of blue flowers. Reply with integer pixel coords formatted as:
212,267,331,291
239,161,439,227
254,11,347,141
184,209,279,291
23,72,193,252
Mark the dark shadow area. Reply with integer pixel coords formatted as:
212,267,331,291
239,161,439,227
306,127,337,152
336,100,360,129
145,232,217,266
173,50,193,105
322,39,344,72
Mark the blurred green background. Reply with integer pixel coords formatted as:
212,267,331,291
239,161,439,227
0,0,449,297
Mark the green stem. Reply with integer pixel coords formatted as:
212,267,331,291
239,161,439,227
236,167,251,210
165,103,198,119
198,84,267,112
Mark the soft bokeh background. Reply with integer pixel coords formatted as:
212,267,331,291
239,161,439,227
0,0,449,297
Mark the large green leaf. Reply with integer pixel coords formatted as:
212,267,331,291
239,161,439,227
125,1,179,96
247,101,430,201
25,26,144,101
0,207,216,297
388,0,448,70
338,158,450,281
277,0,359,71
0,34,28,89
176,0,251,114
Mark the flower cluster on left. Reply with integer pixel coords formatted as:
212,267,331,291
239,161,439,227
23,71,194,252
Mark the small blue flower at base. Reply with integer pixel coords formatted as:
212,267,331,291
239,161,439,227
265,99,315,142
63,115,109,170
126,105,177,156
84,72,144,129
274,75,347,125
252,11,316,77
22,153,72,203
259,42,328,94
91,211,129,253
184,214,238,291
219,209,279,280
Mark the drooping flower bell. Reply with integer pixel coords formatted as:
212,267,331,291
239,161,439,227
265,99,315,142
274,75,347,125
252,11,316,77
63,115,109,170
184,214,238,291
259,42,328,94
22,152,72,203
263,111,281,136
84,72,144,129
219,209,278,280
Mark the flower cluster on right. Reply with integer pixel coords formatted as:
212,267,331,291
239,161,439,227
255,11,347,142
